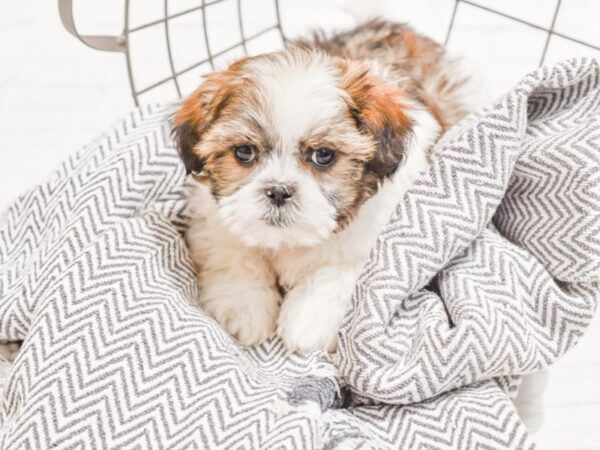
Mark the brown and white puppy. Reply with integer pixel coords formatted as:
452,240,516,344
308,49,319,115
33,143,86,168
173,20,472,353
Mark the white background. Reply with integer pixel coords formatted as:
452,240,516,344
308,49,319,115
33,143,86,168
0,1,599,447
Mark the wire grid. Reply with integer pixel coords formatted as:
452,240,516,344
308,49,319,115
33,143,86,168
121,0,285,105
444,0,600,66
63,0,600,105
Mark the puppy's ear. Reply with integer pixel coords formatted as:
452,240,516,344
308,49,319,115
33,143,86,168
172,111,203,176
336,59,413,179
171,71,235,176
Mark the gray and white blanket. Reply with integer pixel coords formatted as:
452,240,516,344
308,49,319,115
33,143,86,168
1,58,599,449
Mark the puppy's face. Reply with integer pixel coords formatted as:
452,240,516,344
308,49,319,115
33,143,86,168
174,50,413,248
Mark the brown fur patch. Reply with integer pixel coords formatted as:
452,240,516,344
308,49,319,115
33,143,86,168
296,19,472,126
335,58,413,180
172,58,250,176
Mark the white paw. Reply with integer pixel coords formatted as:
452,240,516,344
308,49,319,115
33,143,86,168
200,285,280,347
277,289,347,354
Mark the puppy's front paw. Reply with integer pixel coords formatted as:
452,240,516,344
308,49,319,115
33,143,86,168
200,286,280,347
277,290,344,353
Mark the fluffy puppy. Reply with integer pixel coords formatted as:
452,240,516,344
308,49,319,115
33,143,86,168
173,20,471,353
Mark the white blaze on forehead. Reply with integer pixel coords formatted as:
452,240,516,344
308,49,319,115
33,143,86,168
248,53,347,144
260,152,302,182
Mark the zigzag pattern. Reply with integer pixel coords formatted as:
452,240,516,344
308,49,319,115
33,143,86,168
337,58,600,407
0,59,598,448
0,107,334,449
322,380,535,449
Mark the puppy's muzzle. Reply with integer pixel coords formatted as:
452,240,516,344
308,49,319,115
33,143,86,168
265,184,295,207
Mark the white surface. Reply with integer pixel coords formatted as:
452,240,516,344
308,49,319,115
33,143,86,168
0,0,599,447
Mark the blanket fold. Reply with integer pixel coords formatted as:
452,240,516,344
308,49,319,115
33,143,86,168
0,59,599,449
336,58,600,405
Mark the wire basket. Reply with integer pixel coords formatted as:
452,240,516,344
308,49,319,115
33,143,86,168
59,0,285,105
59,0,600,106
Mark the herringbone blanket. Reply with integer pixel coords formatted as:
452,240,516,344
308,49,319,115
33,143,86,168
1,58,599,449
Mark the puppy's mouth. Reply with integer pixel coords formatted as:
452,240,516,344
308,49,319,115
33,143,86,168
261,203,298,228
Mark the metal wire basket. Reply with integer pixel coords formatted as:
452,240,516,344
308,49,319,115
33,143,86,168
59,0,600,106
59,0,285,105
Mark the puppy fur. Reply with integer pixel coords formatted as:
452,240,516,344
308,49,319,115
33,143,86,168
174,20,472,353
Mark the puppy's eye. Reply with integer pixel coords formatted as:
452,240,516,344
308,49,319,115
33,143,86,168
310,148,336,167
234,145,257,164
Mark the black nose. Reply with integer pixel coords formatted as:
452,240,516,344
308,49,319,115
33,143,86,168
265,184,293,207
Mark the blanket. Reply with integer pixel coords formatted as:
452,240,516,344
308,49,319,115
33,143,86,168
1,58,599,449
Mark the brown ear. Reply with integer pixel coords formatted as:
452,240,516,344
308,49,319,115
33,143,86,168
171,70,237,176
336,59,413,179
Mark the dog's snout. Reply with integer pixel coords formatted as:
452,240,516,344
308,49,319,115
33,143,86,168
265,184,294,207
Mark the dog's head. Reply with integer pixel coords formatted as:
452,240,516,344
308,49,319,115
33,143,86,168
173,49,434,248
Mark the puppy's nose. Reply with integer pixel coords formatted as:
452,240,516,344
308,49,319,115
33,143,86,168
265,184,293,207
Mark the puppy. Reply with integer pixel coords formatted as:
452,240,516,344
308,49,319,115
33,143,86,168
173,20,472,353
